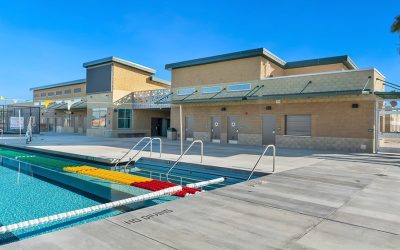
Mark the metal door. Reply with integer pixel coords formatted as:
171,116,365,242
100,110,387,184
211,116,221,143
227,116,239,143
185,116,194,140
262,115,276,145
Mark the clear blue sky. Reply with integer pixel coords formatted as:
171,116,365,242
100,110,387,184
0,0,399,100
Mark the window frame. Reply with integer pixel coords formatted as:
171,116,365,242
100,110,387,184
201,86,222,94
55,91,62,96
227,83,252,92
176,88,196,96
117,109,132,129
64,89,72,95
74,88,82,93
91,108,107,128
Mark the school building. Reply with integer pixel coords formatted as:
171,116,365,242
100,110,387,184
166,48,386,153
31,56,171,138
30,48,393,152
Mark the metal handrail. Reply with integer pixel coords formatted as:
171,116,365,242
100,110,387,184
123,139,154,172
0,129,3,139
166,140,203,182
114,137,151,169
247,144,276,180
149,138,162,158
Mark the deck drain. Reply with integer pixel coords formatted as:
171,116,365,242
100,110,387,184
374,173,387,177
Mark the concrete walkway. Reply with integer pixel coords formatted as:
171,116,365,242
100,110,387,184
1,134,400,249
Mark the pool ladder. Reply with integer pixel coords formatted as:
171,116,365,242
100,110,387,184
114,137,162,172
166,140,203,182
247,144,276,180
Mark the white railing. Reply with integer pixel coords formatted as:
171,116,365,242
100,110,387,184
123,138,162,172
114,137,152,170
166,140,203,182
247,144,276,180
149,138,162,158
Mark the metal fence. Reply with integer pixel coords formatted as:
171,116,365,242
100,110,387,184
0,105,40,134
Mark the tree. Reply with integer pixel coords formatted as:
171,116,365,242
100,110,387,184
392,16,400,33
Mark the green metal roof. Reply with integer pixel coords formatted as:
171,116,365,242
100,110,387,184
374,91,400,99
172,89,370,104
165,48,358,70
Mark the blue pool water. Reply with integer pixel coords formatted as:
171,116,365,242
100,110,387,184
0,165,121,245
0,147,266,245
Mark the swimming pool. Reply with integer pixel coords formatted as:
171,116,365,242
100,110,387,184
0,146,266,245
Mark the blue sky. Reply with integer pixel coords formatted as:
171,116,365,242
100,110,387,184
0,0,399,100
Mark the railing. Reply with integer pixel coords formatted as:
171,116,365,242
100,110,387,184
114,137,152,170
123,138,162,172
166,140,203,182
0,129,3,139
150,138,162,158
113,89,172,109
247,144,276,180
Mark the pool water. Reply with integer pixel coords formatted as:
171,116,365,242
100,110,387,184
0,147,266,245
0,165,121,245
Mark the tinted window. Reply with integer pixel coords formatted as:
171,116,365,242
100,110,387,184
86,64,112,94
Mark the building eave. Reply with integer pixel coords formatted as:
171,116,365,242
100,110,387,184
83,56,156,74
30,79,86,91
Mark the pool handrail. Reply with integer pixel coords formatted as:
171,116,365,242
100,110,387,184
247,144,276,180
0,129,3,139
122,138,159,172
149,137,162,158
166,140,203,182
114,137,151,169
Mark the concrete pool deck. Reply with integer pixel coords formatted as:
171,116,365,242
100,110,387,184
1,134,400,249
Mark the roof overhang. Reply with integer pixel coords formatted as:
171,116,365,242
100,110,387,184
172,89,370,104
83,56,156,74
165,48,286,70
30,79,86,91
165,48,358,71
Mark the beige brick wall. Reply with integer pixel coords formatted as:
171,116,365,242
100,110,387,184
112,63,168,102
172,56,264,88
284,63,348,76
33,83,86,101
171,97,376,151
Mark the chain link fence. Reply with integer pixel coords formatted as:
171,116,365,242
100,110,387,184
0,105,40,134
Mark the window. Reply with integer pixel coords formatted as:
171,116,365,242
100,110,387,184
91,108,107,128
176,88,196,96
64,89,72,95
285,115,311,136
56,91,62,96
118,109,132,129
74,88,82,93
40,93,46,97
34,94,39,98
202,86,222,94
227,83,251,92
47,92,55,96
